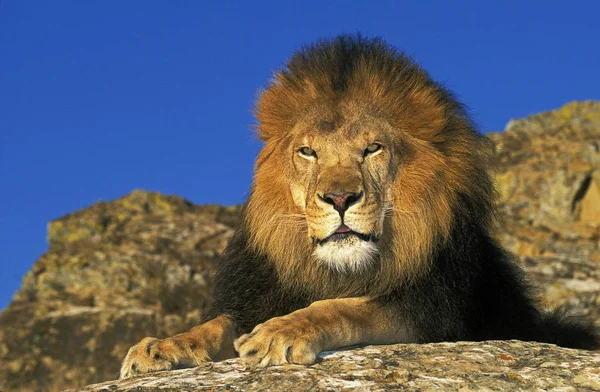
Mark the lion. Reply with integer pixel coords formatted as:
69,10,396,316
119,35,599,379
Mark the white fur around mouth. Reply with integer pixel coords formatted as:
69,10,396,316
313,236,379,273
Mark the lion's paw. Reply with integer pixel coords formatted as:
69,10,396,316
234,315,321,367
120,336,209,379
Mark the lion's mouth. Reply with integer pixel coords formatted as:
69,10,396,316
316,225,377,245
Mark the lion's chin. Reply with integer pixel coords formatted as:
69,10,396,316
313,236,379,273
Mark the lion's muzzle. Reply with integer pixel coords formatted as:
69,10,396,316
318,191,363,217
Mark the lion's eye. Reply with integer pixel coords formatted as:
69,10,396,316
364,143,382,156
299,147,317,158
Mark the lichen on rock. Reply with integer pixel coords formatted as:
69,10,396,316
70,341,600,392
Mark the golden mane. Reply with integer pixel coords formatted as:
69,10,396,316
244,35,495,298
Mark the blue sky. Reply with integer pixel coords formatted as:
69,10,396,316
1,1,599,310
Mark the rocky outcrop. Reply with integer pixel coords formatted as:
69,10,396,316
0,191,240,391
70,341,600,392
491,101,600,264
490,101,600,321
0,101,599,391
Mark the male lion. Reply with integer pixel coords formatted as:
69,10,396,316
120,35,598,378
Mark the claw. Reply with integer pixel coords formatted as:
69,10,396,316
235,315,320,367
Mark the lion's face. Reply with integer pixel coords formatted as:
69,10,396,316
244,36,494,294
286,109,399,272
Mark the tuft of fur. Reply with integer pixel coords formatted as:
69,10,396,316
541,310,600,350
314,239,379,273
209,34,599,350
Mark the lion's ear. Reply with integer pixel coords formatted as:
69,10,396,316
255,86,290,142
254,74,293,142
255,74,323,142
403,87,449,141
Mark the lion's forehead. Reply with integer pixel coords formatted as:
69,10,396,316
293,104,393,138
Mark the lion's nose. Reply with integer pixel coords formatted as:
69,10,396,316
319,191,363,214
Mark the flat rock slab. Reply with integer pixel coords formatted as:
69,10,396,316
71,340,600,391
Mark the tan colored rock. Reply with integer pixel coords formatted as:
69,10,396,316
579,172,600,223
69,341,600,392
0,190,240,392
491,101,600,263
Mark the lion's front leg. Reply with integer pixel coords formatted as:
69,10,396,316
120,314,236,379
234,297,411,367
